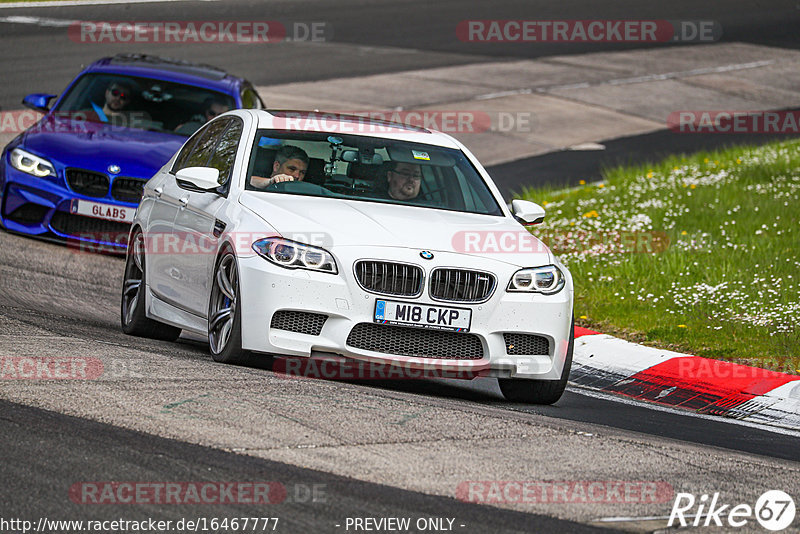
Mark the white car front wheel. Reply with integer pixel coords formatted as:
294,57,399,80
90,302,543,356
208,249,248,364
498,321,574,405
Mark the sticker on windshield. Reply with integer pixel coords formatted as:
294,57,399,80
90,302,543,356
412,150,430,161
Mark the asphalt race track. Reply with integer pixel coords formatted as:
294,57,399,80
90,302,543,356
1,0,800,110
1,1,799,533
1,220,798,531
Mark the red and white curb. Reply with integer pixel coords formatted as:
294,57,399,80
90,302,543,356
571,327,800,431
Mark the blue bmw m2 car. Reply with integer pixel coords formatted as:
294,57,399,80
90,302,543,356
0,54,264,251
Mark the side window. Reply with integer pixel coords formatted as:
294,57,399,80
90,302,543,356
241,85,264,110
176,118,231,171
207,118,243,186
171,129,205,172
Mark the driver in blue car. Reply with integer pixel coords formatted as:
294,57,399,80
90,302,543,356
82,80,135,123
250,145,309,190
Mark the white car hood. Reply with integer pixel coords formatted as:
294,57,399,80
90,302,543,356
239,192,552,267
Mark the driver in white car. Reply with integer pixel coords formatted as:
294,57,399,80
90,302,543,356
250,145,309,189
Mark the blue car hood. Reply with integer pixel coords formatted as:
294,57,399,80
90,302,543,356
21,116,186,179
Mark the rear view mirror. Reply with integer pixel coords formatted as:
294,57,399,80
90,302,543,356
511,199,546,225
175,167,221,191
341,150,383,165
22,93,57,113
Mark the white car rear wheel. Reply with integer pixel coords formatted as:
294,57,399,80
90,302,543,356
120,230,182,341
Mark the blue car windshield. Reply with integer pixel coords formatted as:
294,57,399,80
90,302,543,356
245,130,504,216
54,73,235,136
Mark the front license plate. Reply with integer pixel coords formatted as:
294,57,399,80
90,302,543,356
71,199,134,223
374,299,472,332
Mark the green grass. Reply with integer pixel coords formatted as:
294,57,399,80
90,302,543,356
522,139,800,374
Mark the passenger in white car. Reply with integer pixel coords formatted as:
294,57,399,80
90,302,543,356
385,162,422,200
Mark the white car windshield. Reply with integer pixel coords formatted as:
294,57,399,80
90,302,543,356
246,130,504,216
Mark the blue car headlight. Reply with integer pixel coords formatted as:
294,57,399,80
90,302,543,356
252,237,338,274
507,265,565,294
9,148,56,178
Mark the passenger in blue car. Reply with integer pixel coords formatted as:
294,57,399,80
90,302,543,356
174,97,230,135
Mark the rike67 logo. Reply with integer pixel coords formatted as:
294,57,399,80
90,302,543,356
669,490,795,531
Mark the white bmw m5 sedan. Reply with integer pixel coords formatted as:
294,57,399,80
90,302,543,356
121,109,574,404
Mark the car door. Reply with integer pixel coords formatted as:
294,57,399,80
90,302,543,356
171,116,244,316
152,118,231,311
145,129,207,303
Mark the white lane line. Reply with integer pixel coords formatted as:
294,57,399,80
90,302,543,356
0,15,76,26
475,59,776,100
474,88,532,101
0,0,216,9
604,59,776,86
595,515,672,522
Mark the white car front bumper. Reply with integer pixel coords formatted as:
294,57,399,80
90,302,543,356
238,247,573,380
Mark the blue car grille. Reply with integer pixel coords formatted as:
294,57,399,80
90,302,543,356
50,211,130,244
66,169,109,198
111,177,147,203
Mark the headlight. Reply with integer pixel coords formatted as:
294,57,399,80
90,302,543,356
9,148,56,178
252,237,337,274
507,265,565,294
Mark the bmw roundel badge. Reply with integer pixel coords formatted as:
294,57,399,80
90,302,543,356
420,251,434,260
108,164,121,175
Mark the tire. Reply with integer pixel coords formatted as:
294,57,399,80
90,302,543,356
499,321,574,405
208,248,248,364
120,230,182,341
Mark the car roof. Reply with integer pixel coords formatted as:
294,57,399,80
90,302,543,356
251,109,463,148
84,54,244,93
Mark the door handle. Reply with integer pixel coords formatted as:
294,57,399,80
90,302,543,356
179,196,189,208
153,187,163,198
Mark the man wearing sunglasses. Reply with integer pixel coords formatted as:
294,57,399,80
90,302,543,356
174,96,231,135
92,81,134,123
80,80,137,126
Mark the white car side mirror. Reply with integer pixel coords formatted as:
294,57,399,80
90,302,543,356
175,166,221,191
511,199,546,225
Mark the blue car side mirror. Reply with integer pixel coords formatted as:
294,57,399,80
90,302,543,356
22,93,57,113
